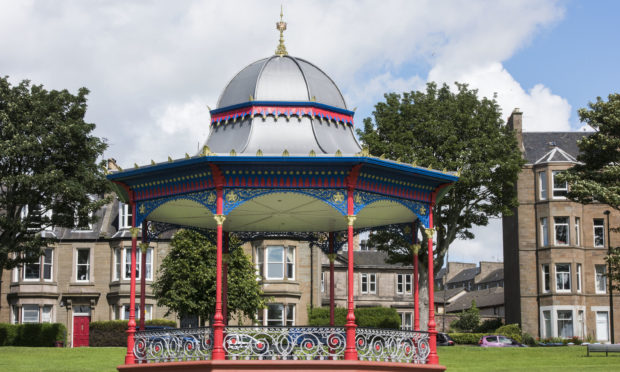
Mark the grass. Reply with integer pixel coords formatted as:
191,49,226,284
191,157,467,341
0,345,618,371
439,345,620,372
0,347,124,372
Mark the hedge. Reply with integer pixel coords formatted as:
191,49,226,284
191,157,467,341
447,333,485,345
89,319,177,347
0,323,66,347
495,323,522,343
308,307,400,329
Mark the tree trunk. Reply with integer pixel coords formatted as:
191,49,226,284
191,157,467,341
417,264,429,331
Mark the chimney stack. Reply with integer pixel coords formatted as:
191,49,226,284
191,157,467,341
507,108,524,153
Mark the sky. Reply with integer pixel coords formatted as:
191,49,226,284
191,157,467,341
2,0,619,264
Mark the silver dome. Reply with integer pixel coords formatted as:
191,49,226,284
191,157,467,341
217,56,347,109
206,55,361,156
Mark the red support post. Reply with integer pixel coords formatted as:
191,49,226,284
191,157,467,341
344,187,357,361
212,186,226,360
328,232,335,327
139,221,147,331
223,231,229,325
413,221,420,331
426,208,438,364
125,202,138,365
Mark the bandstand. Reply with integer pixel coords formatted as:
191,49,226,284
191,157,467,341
109,12,457,372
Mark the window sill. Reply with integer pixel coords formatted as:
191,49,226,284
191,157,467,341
70,282,95,286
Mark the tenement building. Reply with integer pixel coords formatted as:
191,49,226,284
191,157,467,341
503,109,619,342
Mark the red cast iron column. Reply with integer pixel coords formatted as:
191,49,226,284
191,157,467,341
139,221,148,331
329,232,335,327
344,187,357,360
212,186,226,360
413,221,420,331
125,202,138,364
426,207,438,364
222,231,229,325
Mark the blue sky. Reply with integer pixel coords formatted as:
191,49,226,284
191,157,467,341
1,0,617,263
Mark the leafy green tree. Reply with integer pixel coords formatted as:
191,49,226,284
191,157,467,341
559,93,620,289
0,76,109,271
450,300,480,332
358,82,524,278
153,229,266,324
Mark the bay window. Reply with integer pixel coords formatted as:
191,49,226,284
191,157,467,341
539,171,547,200
594,219,605,247
541,217,549,246
265,303,295,326
595,265,606,293
260,246,295,280
542,264,550,292
123,247,153,280
22,305,39,323
557,310,573,338
552,171,567,198
555,263,571,292
554,217,569,246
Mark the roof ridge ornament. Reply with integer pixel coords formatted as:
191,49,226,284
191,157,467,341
275,5,288,57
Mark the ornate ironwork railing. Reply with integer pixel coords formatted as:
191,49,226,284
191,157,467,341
133,326,430,364
134,327,213,363
356,327,430,364
224,326,346,360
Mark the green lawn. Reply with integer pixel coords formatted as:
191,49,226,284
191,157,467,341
439,345,620,372
0,345,618,371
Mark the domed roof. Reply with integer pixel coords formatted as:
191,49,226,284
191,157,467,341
217,55,347,110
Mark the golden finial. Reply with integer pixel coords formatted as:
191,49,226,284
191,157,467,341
282,149,290,157
256,149,263,156
275,6,288,56
151,160,156,165
335,149,342,157
185,153,190,159
168,156,173,162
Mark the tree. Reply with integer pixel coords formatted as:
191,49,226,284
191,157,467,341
450,300,480,332
358,83,524,325
559,93,620,289
0,76,109,271
152,229,267,323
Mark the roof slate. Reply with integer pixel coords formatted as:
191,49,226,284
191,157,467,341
445,286,504,312
446,267,479,284
522,132,588,164
478,268,504,284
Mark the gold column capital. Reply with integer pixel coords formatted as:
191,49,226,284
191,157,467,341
139,243,149,253
345,215,356,226
424,228,435,239
411,244,421,255
328,253,337,263
130,227,141,239
214,214,226,225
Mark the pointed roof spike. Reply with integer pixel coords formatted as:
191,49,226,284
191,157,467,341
282,149,290,157
151,160,156,165
256,149,264,156
275,6,288,56
185,153,190,159
134,163,139,169
335,149,342,157
230,149,237,156
309,149,316,157
168,156,173,162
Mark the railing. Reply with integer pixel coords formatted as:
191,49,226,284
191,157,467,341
224,326,346,360
134,326,430,364
134,327,213,363
356,327,430,363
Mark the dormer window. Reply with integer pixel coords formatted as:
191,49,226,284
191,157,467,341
119,202,132,230
552,171,567,199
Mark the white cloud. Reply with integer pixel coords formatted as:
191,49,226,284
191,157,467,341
448,219,503,264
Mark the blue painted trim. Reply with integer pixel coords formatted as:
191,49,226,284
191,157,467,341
209,100,355,116
107,156,458,183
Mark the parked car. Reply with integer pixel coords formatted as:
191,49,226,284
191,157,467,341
437,332,455,346
479,335,526,347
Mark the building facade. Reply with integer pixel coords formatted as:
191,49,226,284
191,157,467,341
503,109,620,342
0,197,175,347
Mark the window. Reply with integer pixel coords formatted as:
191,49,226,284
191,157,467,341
41,306,52,323
121,304,153,321
595,265,607,293
555,264,571,292
397,274,412,294
539,171,547,200
118,202,132,230
541,218,549,246
123,247,154,280
399,312,413,330
554,217,569,246
361,273,376,294
23,253,41,281
542,264,550,292
552,171,567,198
263,246,295,280
76,248,90,282
73,210,93,231
113,248,121,281
542,310,551,338
23,248,53,281
576,264,582,293
575,217,580,246
321,272,325,292
557,310,573,338
265,304,294,326
22,305,39,323
11,305,19,324
594,219,605,247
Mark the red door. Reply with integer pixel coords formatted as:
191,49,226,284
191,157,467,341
73,316,90,347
